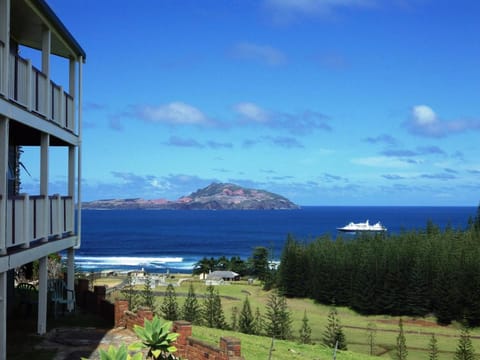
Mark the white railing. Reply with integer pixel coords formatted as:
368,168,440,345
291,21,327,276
29,195,47,241
65,93,75,132
49,194,74,237
0,40,4,96
50,81,62,125
6,52,76,134
32,67,47,116
6,194,75,249
8,55,29,106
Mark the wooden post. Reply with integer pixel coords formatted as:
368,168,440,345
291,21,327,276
37,256,48,334
66,248,75,311
0,271,7,360
0,117,8,255
40,133,49,242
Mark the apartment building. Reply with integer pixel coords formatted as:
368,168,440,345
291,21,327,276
0,1,85,358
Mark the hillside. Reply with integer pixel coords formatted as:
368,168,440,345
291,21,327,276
82,182,299,210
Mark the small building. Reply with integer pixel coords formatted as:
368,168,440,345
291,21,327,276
206,271,241,282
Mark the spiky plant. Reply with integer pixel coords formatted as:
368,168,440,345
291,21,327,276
129,316,179,360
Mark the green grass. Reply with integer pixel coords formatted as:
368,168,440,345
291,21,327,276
192,325,378,360
157,278,480,360
9,276,479,360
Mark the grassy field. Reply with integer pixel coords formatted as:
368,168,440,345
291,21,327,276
122,276,480,360
191,325,378,360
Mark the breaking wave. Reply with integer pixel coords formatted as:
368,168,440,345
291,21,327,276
73,255,196,273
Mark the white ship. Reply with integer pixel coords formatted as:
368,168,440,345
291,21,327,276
337,220,387,233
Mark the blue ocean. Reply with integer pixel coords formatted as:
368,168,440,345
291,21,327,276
76,206,477,274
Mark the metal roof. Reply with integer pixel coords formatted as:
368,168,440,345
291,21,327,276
207,271,240,279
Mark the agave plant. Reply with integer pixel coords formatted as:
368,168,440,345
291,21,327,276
129,316,180,360
83,344,142,360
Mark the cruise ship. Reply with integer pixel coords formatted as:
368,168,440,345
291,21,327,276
337,220,387,233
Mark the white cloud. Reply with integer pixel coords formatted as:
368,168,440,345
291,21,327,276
351,156,412,168
406,104,480,138
231,42,286,66
234,102,271,122
137,102,210,125
412,105,437,125
234,102,331,134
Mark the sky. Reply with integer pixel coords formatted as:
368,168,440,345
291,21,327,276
22,0,480,206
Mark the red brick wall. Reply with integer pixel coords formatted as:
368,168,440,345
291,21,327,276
114,299,129,328
114,301,244,360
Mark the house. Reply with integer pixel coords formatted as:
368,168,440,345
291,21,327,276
206,271,241,282
0,1,85,359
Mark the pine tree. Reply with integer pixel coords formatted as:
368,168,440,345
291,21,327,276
160,283,179,320
298,310,312,344
182,282,200,324
395,318,408,360
278,234,307,298
230,306,238,331
250,246,270,282
239,296,254,334
405,261,429,317
141,272,154,309
202,285,227,329
121,274,140,311
454,325,475,360
264,291,292,340
428,334,439,360
322,306,347,350
253,306,263,336
432,268,460,325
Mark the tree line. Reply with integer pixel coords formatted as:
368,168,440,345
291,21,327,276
277,207,480,326
192,246,271,281
160,283,292,339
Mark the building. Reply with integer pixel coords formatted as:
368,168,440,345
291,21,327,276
0,1,85,359
206,271,241,282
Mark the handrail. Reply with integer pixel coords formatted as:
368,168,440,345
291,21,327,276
8,54,29,106
50,80,62,124
6,193,75,249
0,41,4,96
30,194,46,200
6,51,76,134
32,66,47,116
65,92,74,131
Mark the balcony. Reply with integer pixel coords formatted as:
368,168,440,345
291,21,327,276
4,193,74,251
0,40,76,134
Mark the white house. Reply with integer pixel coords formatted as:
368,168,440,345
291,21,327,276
0,1,85,358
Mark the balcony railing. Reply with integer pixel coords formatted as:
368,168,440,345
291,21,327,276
32,67,47,115
6,194,75,249
0,40,4,96
3,52,76,134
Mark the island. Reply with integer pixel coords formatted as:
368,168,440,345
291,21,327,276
81,182,300,210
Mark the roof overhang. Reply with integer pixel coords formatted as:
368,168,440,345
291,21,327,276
10,0,86,62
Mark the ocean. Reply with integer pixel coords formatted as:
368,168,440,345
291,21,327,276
75,206,477,274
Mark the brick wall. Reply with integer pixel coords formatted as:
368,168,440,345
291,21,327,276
115,300,244,360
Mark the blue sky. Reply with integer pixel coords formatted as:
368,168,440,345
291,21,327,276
23,0,480,206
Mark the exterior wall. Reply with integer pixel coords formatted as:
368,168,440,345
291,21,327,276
114,300,244,360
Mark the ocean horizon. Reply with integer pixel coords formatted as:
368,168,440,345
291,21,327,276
75,206,477,274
